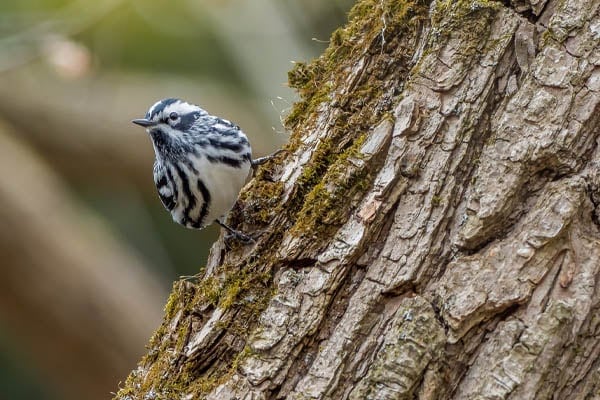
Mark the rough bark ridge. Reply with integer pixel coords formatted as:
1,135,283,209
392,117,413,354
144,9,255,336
116,0,600,398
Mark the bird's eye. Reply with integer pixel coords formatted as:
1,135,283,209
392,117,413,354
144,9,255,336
169,112,179,121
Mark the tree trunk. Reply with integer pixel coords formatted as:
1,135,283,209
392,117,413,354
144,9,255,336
115,0,600,398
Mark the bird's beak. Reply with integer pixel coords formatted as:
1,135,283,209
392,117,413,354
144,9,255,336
132,118,156,127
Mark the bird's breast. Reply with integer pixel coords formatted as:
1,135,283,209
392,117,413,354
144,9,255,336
194,155,250,223
164,155,250,229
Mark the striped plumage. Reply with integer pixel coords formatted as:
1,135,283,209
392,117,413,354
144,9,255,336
133,98,252,231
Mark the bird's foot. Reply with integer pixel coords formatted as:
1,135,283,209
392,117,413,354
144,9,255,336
217,220,255,245
224,228,254,244
223,232,254,248
251,149,286,169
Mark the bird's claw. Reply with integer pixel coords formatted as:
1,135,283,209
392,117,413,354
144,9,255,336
251,149,286,168
223,230,255,247
217,220,255,246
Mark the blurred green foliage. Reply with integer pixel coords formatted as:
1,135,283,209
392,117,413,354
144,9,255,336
77,4,245,82
0,328,57,400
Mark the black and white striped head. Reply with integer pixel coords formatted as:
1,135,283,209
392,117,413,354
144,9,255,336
132,98,207,134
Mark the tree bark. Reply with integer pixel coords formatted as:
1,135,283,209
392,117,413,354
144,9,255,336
116,0,600,399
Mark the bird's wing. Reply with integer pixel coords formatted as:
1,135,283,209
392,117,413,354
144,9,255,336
153,161,176,211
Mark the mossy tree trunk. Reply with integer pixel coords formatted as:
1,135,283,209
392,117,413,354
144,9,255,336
116,0,600,398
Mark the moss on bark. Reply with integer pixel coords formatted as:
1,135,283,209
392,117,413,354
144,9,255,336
115,0,431,398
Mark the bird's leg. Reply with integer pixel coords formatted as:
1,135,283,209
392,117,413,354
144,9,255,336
251,149,286,170
216,220,254,244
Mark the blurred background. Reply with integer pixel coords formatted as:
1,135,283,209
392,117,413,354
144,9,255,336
0,0,354,399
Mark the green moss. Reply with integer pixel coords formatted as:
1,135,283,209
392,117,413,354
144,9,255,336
196,275,221,306
113,267,269,399
288,62,313,89
433,0,500,24
432,195,442,206
115,1,434,399
293,138,336,203
290,134,370,236
164,288,180,320
220,276,243,310
237,180,284,226
429,0,501,61
280,0,429,213
276,0,429,226
284,0,428,131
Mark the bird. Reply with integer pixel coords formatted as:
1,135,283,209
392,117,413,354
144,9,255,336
132,98,276,243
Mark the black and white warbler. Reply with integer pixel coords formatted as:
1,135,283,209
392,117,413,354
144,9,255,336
133,98,276,242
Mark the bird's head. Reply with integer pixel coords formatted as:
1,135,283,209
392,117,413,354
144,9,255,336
132,98,205,134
